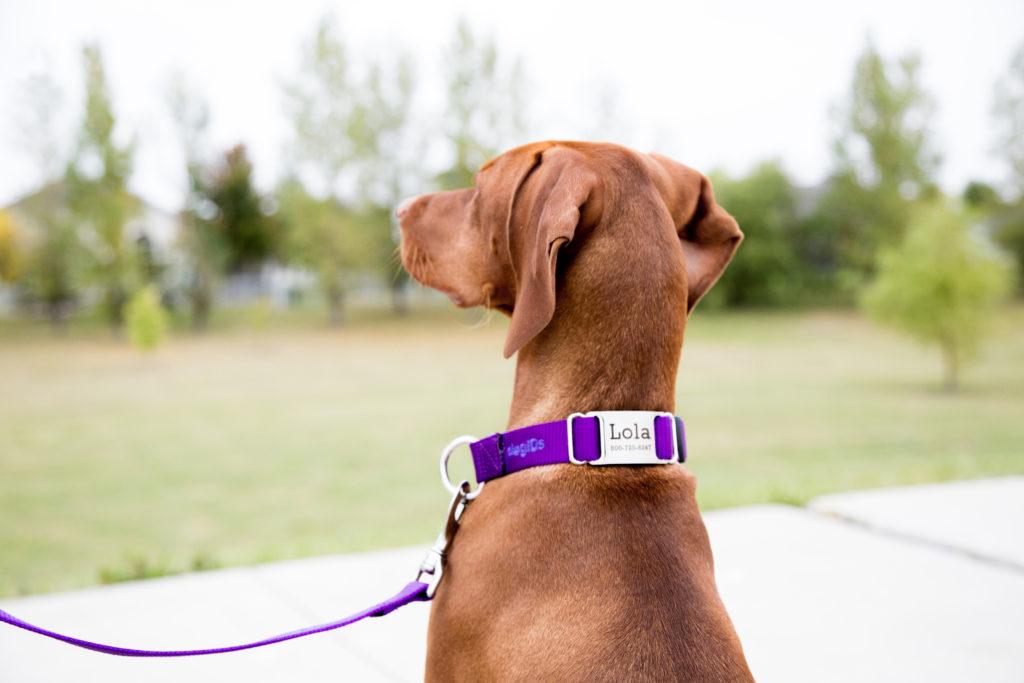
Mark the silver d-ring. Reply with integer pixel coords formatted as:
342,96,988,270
440,435,485,500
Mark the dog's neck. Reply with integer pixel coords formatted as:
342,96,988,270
506,237,688,430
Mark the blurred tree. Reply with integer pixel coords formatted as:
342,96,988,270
348,50,418,315
861,202,1015,392
202,144,281,273
278,179,363,325
989,205,1024,296
786,202,846,303
283,15,419,321
0,211,20,283
125,284,168,351
436,18,526,190
962,181,1003,210
13,70,66,184
824,40,940,283
283,17,354,198
134,234,165,290
19,205,84,332
801,174,875,300
167,76,225,329
64,43,139,334
706,162,802,307
993,40,1024,200
11,70,82,330
990,41,1024,294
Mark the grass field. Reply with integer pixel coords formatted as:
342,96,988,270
2,305,1023,597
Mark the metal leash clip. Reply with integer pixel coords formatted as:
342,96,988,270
416,435,486,598
415,479,471,598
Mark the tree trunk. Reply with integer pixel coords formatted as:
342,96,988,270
940,337,960,393
190,285,212,332
326,281,345,328
46,299,68,336
105,284,127,338
390,277,408,316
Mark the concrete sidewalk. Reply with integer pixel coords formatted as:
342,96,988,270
2,476,1022,682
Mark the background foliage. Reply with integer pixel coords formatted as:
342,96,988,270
2,31,1021,334
1,20,1022,597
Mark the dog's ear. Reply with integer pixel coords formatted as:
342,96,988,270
500,146,601,358
646,154,743,313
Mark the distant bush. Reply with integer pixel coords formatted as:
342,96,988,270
125,285,169,351
707,161,805,308
99,553,220,584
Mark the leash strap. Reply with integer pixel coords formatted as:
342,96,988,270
0,580,429,657
469,411,686,484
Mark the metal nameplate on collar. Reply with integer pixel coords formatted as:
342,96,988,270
567,411,678,466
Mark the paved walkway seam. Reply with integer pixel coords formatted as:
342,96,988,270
249,566,409,682
803,506,1024,575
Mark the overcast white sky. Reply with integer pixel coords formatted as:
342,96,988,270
0,0,1021,213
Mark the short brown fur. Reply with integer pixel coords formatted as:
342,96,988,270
398,141,752,681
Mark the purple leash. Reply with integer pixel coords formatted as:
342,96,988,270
0,581,429,657
0,479,471,658
1,411,684,658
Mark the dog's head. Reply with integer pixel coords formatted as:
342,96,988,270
397,141,741,358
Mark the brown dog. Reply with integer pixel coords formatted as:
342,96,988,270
398,141,752,681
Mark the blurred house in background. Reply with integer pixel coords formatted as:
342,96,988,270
0,184,320,316
1,183,179,314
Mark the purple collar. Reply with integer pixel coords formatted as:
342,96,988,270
441,411,686,493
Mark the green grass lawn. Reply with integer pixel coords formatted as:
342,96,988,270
2,305,1023,597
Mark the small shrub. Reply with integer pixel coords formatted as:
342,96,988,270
99,556,176,584
125,285,169,351
861,203,1015,391
99,553,220,584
